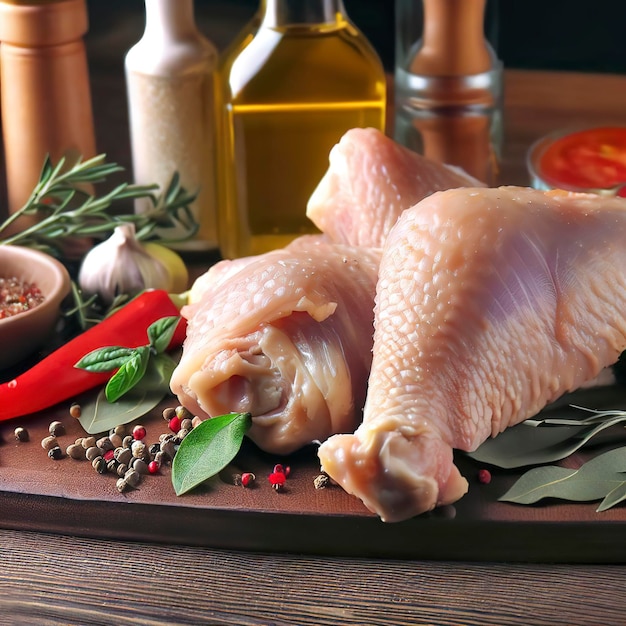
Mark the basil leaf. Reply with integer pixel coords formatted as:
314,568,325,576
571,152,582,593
75,346,136,373
172,412,252,496
105,346,150,403
147,316,180,354
499,447,626,506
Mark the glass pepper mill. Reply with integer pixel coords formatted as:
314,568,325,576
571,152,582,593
394,0,503,185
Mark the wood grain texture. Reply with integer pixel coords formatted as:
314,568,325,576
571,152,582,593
3,26,626,625
0,528,624,626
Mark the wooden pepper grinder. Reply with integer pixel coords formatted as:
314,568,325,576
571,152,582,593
394,0,502,184
0,0,97,220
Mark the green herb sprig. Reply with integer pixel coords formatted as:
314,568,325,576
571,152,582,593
172,412,252,495
0,154,198,257
75,315,180,403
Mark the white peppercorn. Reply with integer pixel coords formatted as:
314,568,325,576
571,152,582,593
114,447,132,466
66,443,85,460
116,478,130,493
85,446,103,462
92,456,107,474
41,435,58,451
96,436,114,452
131,458,148,475
124,468,142,487
81,436,96,449
131,440,147,459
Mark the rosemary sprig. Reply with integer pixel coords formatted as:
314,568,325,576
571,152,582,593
0,154,199,257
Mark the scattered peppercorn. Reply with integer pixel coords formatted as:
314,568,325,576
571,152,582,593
41,435,58,451
92,457,107,474
14,427,29,442
66,443,84,460
175,405,192,420
148,460,159,475
48,421,65,436
69,403,82,419
162,406,176,421
103,449,115,462
314,474,330,490
477,468,492,484
132,425,146,441
268,470,286,491
241,472,256,487
48,446,64,460
168,416,181,433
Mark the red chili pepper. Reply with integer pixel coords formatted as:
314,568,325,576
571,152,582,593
0,289,187,422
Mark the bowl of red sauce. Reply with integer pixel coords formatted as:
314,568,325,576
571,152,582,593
0,245,71,369
528,126,626,196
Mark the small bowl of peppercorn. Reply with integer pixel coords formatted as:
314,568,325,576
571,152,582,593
0,245,71,370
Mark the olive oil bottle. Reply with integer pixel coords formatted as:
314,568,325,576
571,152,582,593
216,0,386,259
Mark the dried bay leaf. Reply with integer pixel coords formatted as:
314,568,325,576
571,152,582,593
499,447,626,508
468,411,626,469
77,358,172,434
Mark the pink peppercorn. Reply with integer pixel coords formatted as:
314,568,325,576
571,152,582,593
132,425,146,441
168,416,181,433
241,472,255,487
477,468,492,484
103,449,115,462
268,471,286,491
148,460,160,475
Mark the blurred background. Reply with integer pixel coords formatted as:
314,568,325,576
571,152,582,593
86,0,626,74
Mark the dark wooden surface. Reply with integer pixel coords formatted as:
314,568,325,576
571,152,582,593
2,11,626,624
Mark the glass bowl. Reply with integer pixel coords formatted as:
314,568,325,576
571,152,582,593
0,245,71,370
527,126,626,197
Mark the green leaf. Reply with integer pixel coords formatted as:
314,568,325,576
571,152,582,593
104,346,150,403
75,346,136,373
597,481,626,512
172,412,252,496
78,386,166,435
468,408,626,469
499,447,626,506
147,315,179,354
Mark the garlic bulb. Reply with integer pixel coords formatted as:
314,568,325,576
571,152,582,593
78,223,188,304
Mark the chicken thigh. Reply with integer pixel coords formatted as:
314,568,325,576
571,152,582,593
318,187,626,521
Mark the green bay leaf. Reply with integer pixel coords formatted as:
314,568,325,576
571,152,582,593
78,386,165,435
499,447,626,506
171,412,252,496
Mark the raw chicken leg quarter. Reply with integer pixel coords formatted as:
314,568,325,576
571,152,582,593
318,186,626,522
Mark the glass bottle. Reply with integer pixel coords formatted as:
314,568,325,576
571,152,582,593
216,0,387,259
125,0,218,251
394,0,502,184
0,0,96,219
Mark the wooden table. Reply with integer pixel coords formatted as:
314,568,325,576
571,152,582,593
2,69,626,625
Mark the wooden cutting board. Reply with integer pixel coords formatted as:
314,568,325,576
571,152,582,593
1,386,625,564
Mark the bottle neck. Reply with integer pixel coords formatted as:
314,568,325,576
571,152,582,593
260,0,347,27
143,0,198,41
412,0,491,76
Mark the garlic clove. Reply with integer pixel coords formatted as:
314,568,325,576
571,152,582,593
78,223,185,304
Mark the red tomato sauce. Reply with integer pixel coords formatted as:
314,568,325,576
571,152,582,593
537,127,626,195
